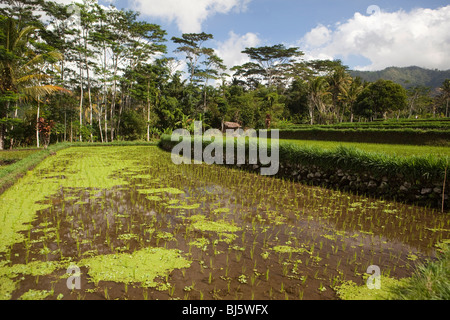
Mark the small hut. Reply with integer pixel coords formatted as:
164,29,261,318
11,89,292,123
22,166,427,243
222,121,242,133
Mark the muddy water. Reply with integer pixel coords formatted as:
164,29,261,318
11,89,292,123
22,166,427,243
1,146,449,300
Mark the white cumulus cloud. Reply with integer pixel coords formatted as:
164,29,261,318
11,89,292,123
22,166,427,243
214,31,261,70
299,5,450,71
131,0,251,33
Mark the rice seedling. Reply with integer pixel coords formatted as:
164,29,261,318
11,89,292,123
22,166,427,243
1,144,447,301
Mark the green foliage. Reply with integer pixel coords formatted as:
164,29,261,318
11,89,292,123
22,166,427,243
355,79,408,119
388,244,450,300
119,109,147,141
0,0,446,150
287,119,450,130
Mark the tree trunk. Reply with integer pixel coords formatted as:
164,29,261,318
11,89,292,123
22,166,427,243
0,124,4,150
64,110,67,142
203,79,208,113
102,26,108,143
98,96,103,143
36,100,40,148
116,90,124,138
110,58,118,142
10,104,18,149
78,51,84,142
86,62,93,143
147,80,150,142
446,98,449,118
350,104,354,123
104,100,108,143
83,27,93,143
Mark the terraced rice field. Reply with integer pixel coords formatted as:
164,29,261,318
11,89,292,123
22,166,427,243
0,146,449,300
280,140,450,158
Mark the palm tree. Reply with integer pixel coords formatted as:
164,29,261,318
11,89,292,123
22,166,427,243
308,76,331,125
339,77,364,122
328,66,352,122
0,16,68,149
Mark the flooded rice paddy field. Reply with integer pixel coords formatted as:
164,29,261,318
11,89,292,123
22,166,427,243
0,146,449,300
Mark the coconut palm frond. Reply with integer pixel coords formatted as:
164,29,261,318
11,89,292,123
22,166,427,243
16,73,52,85
21,85,71,100
13,25,37,50
23,53,46,68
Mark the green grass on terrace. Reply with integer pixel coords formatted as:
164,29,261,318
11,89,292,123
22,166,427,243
280,139,450,158
0,149,40,162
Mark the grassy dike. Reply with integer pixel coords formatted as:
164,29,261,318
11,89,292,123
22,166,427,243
158,134,449,210
276,128,450,146
0,143,70,195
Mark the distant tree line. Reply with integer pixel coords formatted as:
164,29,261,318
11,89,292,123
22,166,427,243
1,0,449,149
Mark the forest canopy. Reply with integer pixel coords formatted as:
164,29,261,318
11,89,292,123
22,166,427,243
1,0,449,149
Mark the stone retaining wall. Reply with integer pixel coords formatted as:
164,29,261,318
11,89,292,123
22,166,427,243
159,139,449,211
235,162,448,210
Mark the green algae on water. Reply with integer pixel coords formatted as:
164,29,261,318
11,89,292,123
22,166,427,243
334,276,407,300
80,247,191,288
212,208,231,215
166,203,200,210
189,215,241,233
146,195,162,201
189,238,210,250
0,147,136,253
0,276,17,300
138,188,184,195
0,260,62,300
19,289,52,300
272,245,308,254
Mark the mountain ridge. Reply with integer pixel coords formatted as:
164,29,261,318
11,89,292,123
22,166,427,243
349,66,450,91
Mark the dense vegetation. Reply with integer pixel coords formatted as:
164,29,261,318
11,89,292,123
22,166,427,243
1,0,450,150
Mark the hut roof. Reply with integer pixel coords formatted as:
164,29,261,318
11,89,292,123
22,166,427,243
224,122,242,129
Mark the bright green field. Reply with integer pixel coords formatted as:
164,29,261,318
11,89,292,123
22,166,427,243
281,140,450,158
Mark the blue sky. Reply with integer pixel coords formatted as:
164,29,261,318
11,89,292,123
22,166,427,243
100,0,450,71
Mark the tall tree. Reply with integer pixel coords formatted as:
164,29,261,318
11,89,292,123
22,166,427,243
355,79,408,120
197,49,226,112
239,44,304,88
339,77,364,123
406,86,432,118
438,79,450,117
171,32,214,84
328,66,352,122
308,77,331,125
0,13,67,149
